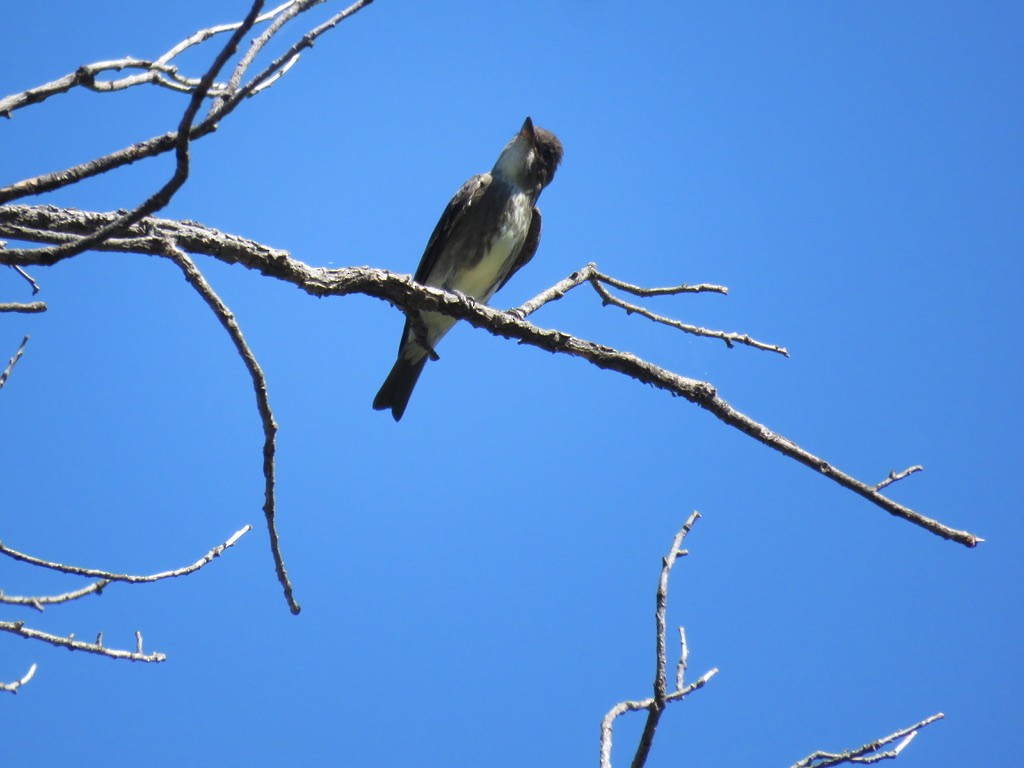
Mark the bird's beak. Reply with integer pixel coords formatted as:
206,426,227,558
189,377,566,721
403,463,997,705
519,116,536,143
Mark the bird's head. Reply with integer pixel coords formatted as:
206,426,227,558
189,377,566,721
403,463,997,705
493,117,563,197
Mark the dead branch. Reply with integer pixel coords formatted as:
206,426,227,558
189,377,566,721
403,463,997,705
9,264,40,293
0,301,45,313
0,1,263,266
1,580,113,612
600,512,718,768
1,663,37,694
875,465,924,491
0,525,249,663
510,262,785,353
0,525,251,584
164,244,299,615
0,335,30,390
791,713,945,767
512,262,726,317
0,204,982,550
0,0,374,206
0,621,165,662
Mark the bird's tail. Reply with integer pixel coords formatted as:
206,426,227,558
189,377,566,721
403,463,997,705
372,356,428,422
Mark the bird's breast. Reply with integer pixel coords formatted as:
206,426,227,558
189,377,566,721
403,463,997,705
446,189,532,302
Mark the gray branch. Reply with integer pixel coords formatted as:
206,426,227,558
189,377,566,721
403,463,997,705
0,204,981,549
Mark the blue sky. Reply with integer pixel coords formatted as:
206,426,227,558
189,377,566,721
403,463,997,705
2,2,1021,765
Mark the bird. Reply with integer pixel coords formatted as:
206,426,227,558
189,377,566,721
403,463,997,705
372,117,563,421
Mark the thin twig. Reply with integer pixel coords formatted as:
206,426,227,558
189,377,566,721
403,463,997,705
218,0,374,110
513,263,597,318
163,245,299,614
0,525,251,583
590,276,788,355
513,263,727,320
0,580,112,611
595,269,728,297
0,621,165,662
790,713,944,767
675,627,688,691
875,466,924,491
157,2,298,68
0,335,30,390
10,264,40,293
0,663,37,694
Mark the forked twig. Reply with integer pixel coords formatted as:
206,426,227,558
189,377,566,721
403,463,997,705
600,512,719,768
791,713,945,767
513,262,786,355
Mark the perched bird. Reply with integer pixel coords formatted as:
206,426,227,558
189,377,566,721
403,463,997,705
373,117,563,421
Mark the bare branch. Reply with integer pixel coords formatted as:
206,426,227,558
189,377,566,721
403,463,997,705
675,626,688,691
0,301,45,313
0,580,112,612
0,1,264,264
601,672,719,768
0,525,251,583
595,270,728,297
512,263,726,320
512,262,784,353
0,58,217,117
9,264,40,294
0,663,37,694
0,621,165,662
217,0,375,111
589,275,788,355
0,335,30,391
0,3,304,117
512,263,597,318
157,2,299,69
631,512,704,768
0,1,374,206
0,205,982,548
601,513,718,768
875,466,924,491
162,245,299,614
791,713,944,767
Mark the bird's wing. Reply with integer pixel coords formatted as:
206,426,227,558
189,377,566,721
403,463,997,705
413,173,492,284
497,205,541,293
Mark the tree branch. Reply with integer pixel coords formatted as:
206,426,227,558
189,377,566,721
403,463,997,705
0,0,374,206
0,663,37,694
791,713,945,767
600,513,718,768
0,1,264,262
0,301,46,313
0,525,251,584
163,244,299,615
0,205,982,548
0,621,165,662
0,580,113,612
0,335,30,391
